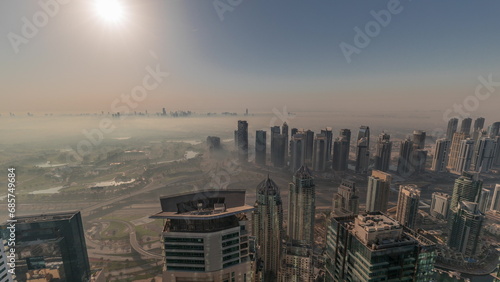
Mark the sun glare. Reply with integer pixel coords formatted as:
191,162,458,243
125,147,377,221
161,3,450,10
95,0,124,24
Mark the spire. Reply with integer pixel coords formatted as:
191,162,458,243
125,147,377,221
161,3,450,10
258,175,279,195
294,165,312,178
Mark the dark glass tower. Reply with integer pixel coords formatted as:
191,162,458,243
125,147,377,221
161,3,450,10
374,132,392,172
447,118,459,140
255,130,266,166
237,120,248,163
1,211,90,281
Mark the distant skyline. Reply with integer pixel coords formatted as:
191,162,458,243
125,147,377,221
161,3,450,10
1,1,500,115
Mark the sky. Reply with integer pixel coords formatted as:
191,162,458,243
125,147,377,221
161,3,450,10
1,0,500,117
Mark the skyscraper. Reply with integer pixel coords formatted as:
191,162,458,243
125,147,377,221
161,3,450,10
339,128,351,143
152,190,253,282
321,127,333,161
253,177,284,281
270,126,281,165
288,166,315,245
291,127,298,137
430,192,451,219
357,125,370,148
272,134,286,168
255,130,266,166
374,132,392,172
312,134,328,172
477,188,491,213
397,138,414,176
413,130,426,149
237,120,249,163
454,138,475,174
0,211,91,281
290,134,306,173
447,118,459,140
304,130,314,164
490,184,500,212
207,136,221,151
447,132,467,173
448,201,484,257
471,136,497,172
473,117,485,131
412,148,428,174
355,137,369,174
333,179,359,216
494,136,500,166
431,139,451,172
488,122,500,138
332,135,350,171
282,122,289,164
325,213,436,282
396,185,420,229
366,170,392,213
450,171,482,211
461,117,472,135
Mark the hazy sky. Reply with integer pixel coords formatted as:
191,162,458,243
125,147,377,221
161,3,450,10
1,0,500,116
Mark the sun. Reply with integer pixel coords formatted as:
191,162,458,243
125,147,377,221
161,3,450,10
95,0,125,24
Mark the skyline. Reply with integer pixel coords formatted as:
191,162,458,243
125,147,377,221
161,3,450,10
1,1,500,114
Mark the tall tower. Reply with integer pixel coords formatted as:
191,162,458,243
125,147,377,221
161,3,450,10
270,126,281,165
397,138,414,176
396,185,420,229
431,138,451,172
412,148,428,174
357,125,370,148
454,138,475,174
255,130,266,166
473,117,485,131
448,201,484,257
477,188,491,213
304,130,315,165
447,118,459,140
288,166,316,245
471,136,497,172
312,134,328,172
366,170,392,213
253,177,284,281
355,137,369,174
282,122,289,164
332,135,350,171
290,134,306,173
272,134,286,168
321,127,333,161
488,122,500,138
374,132,392,172
450,171,482,211
333,179,359,215
461,117,472,135
447,132,467,173
413,130,426,149
237,120,249,163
